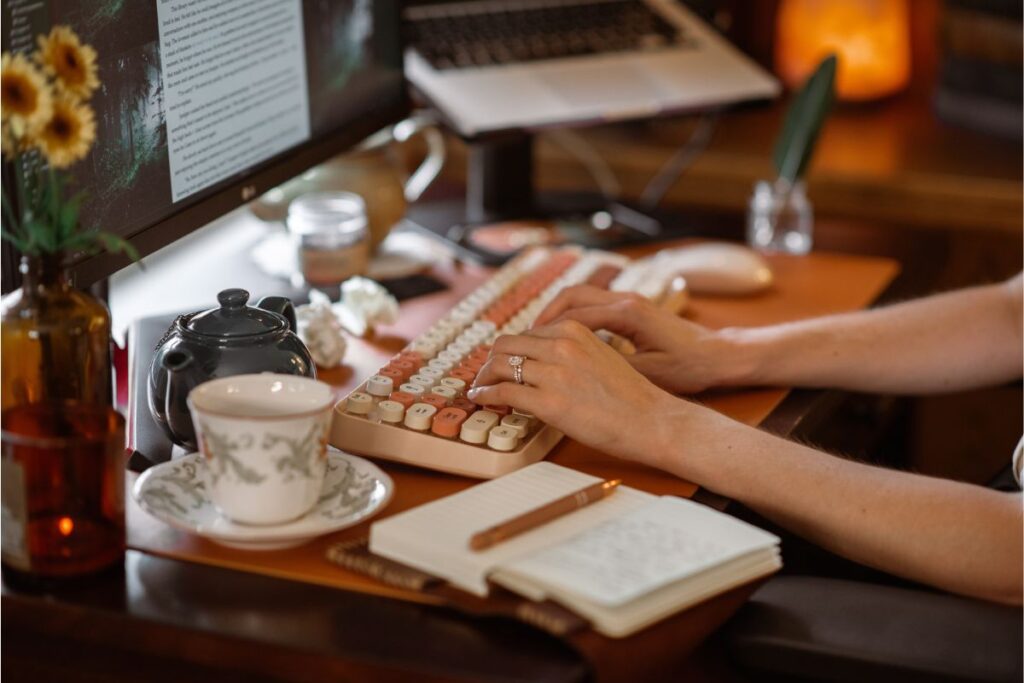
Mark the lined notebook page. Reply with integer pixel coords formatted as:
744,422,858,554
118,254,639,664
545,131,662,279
500,496,781,607
369,462,654,596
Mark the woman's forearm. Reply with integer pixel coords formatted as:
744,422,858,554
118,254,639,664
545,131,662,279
716,275,1023,394
647,400,1024,605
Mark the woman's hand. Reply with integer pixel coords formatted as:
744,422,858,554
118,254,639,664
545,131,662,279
467,319,687,466
532,285,743,395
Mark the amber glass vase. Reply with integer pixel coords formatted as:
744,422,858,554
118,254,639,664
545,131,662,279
1,254,113,411
1,401,125,587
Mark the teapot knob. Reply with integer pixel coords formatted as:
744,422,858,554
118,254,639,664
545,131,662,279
218,288,250,309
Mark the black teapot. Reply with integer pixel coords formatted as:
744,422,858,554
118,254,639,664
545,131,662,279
148,288,316,449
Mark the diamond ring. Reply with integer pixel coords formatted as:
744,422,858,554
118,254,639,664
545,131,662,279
508,354,526,385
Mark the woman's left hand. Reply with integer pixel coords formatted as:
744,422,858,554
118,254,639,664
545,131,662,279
467,320,684,466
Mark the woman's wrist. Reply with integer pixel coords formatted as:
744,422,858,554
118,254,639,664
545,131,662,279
637,393,699,474
711,326,774,387
640,397,760,497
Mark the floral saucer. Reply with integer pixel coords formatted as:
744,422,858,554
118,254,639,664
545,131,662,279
133,449,393,550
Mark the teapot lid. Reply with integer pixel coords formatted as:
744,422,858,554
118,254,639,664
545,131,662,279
186,289,286,338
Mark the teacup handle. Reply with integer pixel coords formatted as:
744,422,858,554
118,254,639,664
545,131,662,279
392,112,445,203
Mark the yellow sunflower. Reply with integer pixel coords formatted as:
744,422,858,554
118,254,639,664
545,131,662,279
1,52,53,150
36,26,99,101
36,93,96,168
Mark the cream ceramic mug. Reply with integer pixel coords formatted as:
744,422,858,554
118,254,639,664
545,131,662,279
188,374,334,525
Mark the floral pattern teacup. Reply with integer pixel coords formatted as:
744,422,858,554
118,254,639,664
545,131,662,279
188,374,335,525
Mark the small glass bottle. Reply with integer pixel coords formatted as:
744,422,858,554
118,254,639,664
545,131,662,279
287,192,370,286
746,179,813,255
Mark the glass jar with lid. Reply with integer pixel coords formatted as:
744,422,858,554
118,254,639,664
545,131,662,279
287,192,370,286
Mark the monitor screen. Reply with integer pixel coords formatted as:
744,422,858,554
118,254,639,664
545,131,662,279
2,0,406,289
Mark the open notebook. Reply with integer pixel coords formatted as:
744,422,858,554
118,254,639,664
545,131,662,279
370,462,781,637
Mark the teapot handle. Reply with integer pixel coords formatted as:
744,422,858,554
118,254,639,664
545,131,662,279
392,111,446,203
257,296,297,332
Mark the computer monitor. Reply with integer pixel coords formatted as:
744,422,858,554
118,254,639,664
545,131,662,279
1,0,407,292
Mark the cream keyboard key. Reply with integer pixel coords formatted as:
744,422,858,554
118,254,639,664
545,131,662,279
449,340,473,356
487,426,520,452
404,403,438,431
440,377,466,394
399,382,426,397
427,358,454,373
459,410,500,444
346,392,374,416
378,400,405,424
365,375,394,398
410,340,439,358
438,349,462,364
431,385,458,400
500,413,531,438
419,367,445,381
408,373,437,389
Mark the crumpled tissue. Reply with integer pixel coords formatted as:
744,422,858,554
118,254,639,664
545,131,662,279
295,290,347,368
294,278,399,367
334,276,399,338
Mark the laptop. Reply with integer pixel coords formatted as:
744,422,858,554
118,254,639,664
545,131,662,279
403,0,780,137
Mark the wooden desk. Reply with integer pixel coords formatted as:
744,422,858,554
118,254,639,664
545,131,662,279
3,225,907,683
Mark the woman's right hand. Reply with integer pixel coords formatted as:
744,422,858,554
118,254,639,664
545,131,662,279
532,285,744,395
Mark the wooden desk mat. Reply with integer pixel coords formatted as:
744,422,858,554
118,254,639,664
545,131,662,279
127,246,900,608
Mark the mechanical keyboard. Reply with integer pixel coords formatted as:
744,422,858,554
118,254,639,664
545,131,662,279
328,246,687,478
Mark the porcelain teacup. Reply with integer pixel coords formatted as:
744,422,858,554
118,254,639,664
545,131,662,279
188,373,335,525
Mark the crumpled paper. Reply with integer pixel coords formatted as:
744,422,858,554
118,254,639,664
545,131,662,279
294,278,399,368
334,276,399,338
295,290,347,368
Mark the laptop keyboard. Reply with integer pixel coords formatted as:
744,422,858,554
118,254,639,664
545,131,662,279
404,0,689,70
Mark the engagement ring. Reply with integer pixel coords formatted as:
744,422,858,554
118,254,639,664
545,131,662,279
508,354,525,385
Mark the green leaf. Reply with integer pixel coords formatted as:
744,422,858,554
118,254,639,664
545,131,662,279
60,233,97,252
58,193,83,243
24,217,56,253
0,226,30,253
96,232,143,266
773,54,837,184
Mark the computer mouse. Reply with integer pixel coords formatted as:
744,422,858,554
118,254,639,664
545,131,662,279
660,243,773,295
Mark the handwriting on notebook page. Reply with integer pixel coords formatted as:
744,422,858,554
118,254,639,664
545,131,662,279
504,497,776,607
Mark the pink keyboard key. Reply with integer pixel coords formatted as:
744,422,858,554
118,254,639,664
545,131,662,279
450,398,478,414
390,360,417,379
380,367,405,384
460,357,486,373
421,395,449,411
389,391,417,409
397,350,423,367
431,407,470,438
449,368,476,383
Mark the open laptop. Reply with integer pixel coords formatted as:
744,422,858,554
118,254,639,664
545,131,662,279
403,0,780,137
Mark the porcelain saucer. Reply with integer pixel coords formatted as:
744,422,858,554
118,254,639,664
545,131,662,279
133,449,393,550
